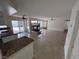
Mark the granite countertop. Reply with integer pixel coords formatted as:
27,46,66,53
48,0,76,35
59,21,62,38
0,36,34,57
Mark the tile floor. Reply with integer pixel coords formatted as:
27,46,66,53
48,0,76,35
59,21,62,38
33,30,66,59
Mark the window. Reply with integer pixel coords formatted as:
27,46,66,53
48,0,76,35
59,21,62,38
11,20,25,34
31,20,38,23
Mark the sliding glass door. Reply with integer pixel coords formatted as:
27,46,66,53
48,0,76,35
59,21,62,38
11,20,25,34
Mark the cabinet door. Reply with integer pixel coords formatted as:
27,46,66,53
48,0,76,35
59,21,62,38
0,12,4,25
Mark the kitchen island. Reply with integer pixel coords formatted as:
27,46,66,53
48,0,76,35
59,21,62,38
0,36,34,59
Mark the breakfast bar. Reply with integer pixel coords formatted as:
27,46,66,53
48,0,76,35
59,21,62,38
0,36,34,59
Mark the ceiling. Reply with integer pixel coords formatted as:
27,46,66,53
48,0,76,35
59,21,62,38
14,0,77,18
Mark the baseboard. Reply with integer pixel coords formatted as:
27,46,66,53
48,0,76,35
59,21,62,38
48,28,64,31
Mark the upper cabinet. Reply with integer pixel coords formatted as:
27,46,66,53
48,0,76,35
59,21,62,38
0,11,5,25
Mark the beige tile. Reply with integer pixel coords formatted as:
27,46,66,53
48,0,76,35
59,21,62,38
33,30,66,59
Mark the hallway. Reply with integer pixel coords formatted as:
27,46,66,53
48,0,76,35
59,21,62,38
33,30,66,59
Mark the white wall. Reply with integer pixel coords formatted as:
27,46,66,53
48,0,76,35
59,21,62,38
64,0,79,59
64,21,70,30
71,26,79,59
47,17,65,31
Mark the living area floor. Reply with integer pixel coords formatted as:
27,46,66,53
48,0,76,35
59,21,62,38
33,30,66,59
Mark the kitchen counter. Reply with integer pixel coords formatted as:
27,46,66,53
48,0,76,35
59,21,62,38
0,36,34,57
